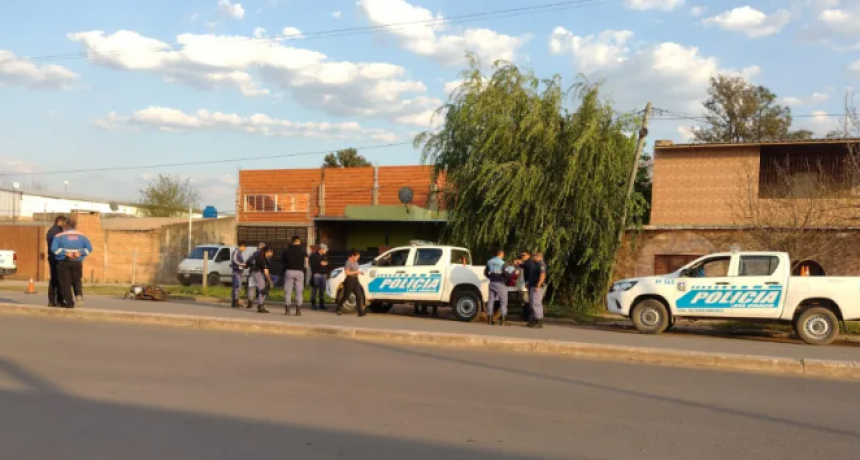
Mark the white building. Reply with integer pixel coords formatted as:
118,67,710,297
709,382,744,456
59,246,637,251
0,187,143,220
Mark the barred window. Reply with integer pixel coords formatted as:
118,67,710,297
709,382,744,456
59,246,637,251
244,194,309,213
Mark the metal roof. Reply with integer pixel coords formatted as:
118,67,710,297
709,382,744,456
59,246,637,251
655,138,860,150
0,186,138,207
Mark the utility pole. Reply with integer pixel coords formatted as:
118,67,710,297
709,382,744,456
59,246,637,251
845,90,851,137
607,102,651,287
187,207,193,255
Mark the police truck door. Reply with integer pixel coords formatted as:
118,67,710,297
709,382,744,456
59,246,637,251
364,248,415,301
732,254,786,318
405,247,446,302
674,255,737,317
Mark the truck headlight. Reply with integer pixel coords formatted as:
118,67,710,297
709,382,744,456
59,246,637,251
611,281,638,292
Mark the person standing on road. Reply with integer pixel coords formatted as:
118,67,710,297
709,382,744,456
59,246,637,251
50,219,92,309
527,252,548,328
337,250,365,317
485,249,508,326
46,215,66,307
309,243,329,310
281,235,309,316
248,246,274,314
230,242,247,308
515,251,535,322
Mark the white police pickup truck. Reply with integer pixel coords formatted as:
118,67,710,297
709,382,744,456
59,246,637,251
608,251,860,345
327,244,521,322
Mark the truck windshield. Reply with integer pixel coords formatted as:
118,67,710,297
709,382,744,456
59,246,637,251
187,247,219,260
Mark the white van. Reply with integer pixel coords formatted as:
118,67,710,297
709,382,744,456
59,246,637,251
176,244,256,287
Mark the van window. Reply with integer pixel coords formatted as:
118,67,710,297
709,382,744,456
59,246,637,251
450,249,471,266
188,247,220,260
415,249,443,266
739,256,780,277
214,248,230,262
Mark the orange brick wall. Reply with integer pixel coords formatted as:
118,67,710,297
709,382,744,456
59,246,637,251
72,211,106,283
0,225,47,281
651,146,760,225
237,165,443,223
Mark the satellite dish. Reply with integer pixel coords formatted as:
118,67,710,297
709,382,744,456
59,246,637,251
109,201,119,212
398,187,414,214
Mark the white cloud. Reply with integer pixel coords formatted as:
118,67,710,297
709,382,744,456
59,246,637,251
332,10,342,18
690,6,706,16
549,28,760,115
217,0,245,19
0,50,78,90
68,30,441,123
443,79,464,94
359,0,530,66
253,27,266,38
94,106,398,141
549,27,632,73
626,0,685,11
281,26,303,38
778,92,831,106
703,6,791,38
676,125,700,141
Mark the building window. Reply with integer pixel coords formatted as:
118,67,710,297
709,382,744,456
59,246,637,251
654,255,701,275
244,194,309,213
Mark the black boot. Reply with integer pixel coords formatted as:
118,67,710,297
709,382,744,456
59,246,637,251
295,304,302,316
285,305,290,316
336,306,342,316
488,315,495,326
231,299,239,308
499,316,506,326
358,308,366,318
257,305,269,314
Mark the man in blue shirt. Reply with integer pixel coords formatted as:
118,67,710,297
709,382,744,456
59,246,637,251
485,249,508,326
230,242,247,308
50,219,93,309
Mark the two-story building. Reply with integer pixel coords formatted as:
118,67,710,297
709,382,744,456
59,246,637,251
236,165,446,272
614,138,860,280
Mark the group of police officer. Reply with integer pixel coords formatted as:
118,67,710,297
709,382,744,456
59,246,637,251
485,249,548,328
46,215,94,309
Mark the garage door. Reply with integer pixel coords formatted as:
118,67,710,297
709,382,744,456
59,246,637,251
238,226,308,275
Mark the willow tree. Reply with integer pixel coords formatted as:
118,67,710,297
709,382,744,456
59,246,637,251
415,59,644,311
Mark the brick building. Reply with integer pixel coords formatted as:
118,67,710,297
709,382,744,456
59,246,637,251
236,165,445,270
614,138,860,280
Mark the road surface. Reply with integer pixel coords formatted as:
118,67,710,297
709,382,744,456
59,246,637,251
0,316,857,459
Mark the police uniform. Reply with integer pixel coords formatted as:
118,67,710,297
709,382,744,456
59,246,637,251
50,228,93,308
230,247,245,307
485,256,508,323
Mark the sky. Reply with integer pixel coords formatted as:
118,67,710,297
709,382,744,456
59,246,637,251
0,0,858,211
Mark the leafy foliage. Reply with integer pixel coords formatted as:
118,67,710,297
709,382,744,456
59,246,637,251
694,74,809,143
415,58,643,311
138,174,201,217
322,148,371,168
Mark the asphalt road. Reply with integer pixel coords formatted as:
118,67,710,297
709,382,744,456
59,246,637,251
0,316,857,460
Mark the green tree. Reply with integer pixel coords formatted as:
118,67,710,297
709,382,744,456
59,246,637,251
138,174,201,217
415,58,645,312
322,148,371,168
694,74,809,143
635,154,653,225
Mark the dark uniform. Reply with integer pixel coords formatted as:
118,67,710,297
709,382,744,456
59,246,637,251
309,249,329,309
519,258,536,320
46,224,65,306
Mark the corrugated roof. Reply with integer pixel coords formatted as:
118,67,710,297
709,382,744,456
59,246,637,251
0,186,138,207
655,138,860,150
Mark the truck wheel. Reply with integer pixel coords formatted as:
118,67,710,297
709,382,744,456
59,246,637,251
179,280,193,287
452,290,481,322
336,288,358,314
369,302,393,314
795,308,839,346
631,299,670,335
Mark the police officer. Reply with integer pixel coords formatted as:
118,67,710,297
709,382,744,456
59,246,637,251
46,215,66,307
485,249,508,326
230,241,247,308
337,250,365,317
309,243,329,310
528,251,548,328
515,250,535,321
50,219,93,309
281,235,308,316
248,246,274,313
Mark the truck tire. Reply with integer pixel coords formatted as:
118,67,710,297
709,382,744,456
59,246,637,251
452,290,481,322
795,307,840,346
207,272,221,287
369,302,393,314
631,299,670,335
179,280,193,287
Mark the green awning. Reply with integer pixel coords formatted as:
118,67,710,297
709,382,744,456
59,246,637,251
316,205,447,222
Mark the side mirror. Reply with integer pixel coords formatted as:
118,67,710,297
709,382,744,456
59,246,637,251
679,268,691,278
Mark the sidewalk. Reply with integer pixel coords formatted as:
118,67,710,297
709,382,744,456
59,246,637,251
1,289,859,364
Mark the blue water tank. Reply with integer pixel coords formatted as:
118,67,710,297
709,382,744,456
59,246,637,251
202,206,218,218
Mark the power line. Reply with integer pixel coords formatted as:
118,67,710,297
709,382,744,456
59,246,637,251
651,113,849,122
1,0,620,65
8,141,411,176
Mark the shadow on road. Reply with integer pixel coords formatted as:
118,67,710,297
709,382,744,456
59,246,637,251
0,355,562,460
353,341,860,441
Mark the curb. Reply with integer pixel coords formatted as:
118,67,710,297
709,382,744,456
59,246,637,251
1,303,858,381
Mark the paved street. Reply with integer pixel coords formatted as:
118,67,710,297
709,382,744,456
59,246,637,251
1,288,860,362
0,316,857,459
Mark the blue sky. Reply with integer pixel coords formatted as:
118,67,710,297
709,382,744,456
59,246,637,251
0,0,857,210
